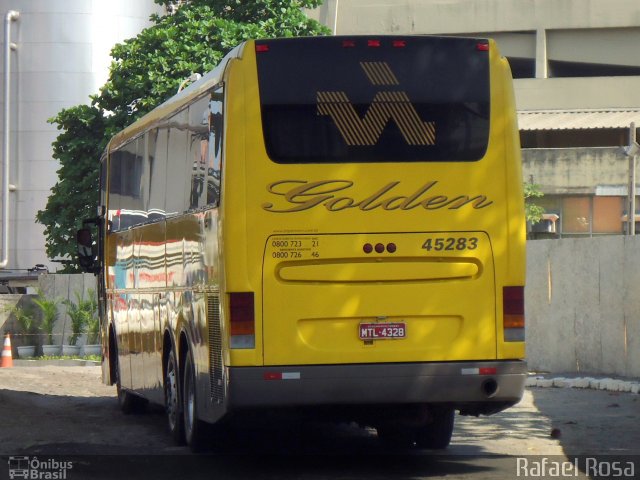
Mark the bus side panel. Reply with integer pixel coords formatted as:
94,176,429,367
111,229,134,390
492,42,526,361
222,52,267,368
166,212,227,423
136,220,166,404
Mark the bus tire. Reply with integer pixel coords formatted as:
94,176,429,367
164,349,185,444
183,350,209,452
414,407,455,449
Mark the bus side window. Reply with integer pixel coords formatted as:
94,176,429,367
148,128,168,221
187,96,211,210
109,139,143,231
107,149,123,232
165,109,189,216
207,86,223,207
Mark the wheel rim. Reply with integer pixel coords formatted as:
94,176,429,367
166,358,178,430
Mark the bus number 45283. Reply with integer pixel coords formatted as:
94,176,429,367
422,237,478,252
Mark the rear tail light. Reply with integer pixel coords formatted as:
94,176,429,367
255,44,269,53
503,286,525,341
230,292,255,348
367,39,381,48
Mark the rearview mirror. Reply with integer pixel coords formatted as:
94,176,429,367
77,228,96,271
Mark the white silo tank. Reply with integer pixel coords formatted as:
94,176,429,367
0,0,162,272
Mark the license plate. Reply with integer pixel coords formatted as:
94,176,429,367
359,322,406,340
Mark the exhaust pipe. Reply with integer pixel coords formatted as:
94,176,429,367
481,378,499,398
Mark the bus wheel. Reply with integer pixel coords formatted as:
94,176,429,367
414,408,455,449
183,350,209,452
164,349,185,444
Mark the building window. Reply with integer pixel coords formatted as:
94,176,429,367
532,195,627,238
593,196,623,234
562,197,590,234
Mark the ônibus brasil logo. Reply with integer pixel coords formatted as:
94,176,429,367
8,456,73,480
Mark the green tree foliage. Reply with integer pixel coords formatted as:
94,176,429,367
524,182,546,225
35,105,107,270
37,0,329,272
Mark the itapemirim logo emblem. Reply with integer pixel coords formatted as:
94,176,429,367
316,61,436,146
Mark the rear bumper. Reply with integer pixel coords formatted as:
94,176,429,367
227,360,526,413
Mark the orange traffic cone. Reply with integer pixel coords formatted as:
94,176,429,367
1,334,13,368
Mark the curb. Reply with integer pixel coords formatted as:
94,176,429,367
12,359,101,367
526,375,640,394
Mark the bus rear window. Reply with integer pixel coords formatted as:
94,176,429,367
256,36,490,164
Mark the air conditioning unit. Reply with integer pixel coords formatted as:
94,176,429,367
531,213,559,233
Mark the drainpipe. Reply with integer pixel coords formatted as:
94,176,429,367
332,0,339,35
624,122,640,236
0,10,19,268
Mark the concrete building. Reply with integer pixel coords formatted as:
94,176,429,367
308,0,640,237
0,0,161,276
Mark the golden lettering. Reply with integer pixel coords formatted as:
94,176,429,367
325,197,355,211
263,180,493,213
422,195,449,209
262,180,353,213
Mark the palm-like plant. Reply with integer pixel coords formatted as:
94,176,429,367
85,295,100,345
6,304,37,345
33,289,61,345
63,290,97,346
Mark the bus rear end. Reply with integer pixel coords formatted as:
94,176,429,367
222,36,526,447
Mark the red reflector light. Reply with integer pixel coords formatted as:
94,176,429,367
342,40,356,48
256,44,269,53
363,243,373,254
386,243,397,253
375,243,385,253
503,286,525,329
479,367,498,375
503,286,524,315
392,40,406,48
476,42,489,51
367,39,381,48
264,372,282,381
230,292,255,335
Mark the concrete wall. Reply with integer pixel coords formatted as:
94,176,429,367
515,77,640,110
526,236,640,377
522,147,629,195
308,0,640,35
0,293,27,342
0,272,96,348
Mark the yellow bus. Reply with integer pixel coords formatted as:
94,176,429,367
78,35,526,451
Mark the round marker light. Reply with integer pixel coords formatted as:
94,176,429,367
387,243,397,253
375,243,385,253
363,243,373,254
